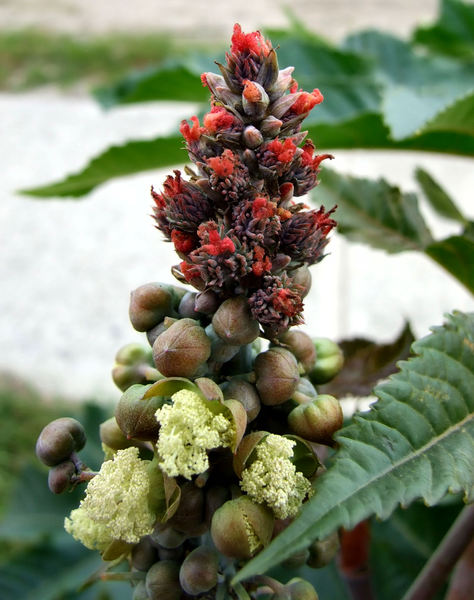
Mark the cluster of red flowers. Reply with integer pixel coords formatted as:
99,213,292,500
152,24,336,338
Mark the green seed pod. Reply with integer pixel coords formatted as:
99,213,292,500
131,537,158,572
153,318,211,378
115,343,151,366
129,283,177,332
36,417,86,467
288,395,343,445
179,546,219,595
308,338,344,384
132,581,149,600
223,378,261,422
115,384,166,441
277,330,317,374
168,481,207,537
112,365,146,392
287,578,319,600
289,378,318,406
211,496,274,560
212,297,260,346
255,347,299,405
48,460,76,494
145,561,181,600
307,531,340,568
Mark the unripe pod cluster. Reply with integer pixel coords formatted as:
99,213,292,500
153,318,211,377
36,417,86,467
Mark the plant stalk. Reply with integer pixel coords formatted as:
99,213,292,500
402,503,474,600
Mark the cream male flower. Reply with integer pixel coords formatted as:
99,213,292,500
65,447,155,550
240,434,312,519
155,389,234,479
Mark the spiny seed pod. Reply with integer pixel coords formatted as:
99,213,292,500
153,318,211,377
255,347,299,405
48,460,76,494
277,330,317,374
287,394,343,445
132,581,149,600
145,560,181,600
36,417,86,467
308,338,344,384
212,296,260,346
131,537,158,572
286,578,319,600
115,384,165,441
211,496,274,560
223,378,261,422
129,283,178,332
179,546,219,595
307,531,340,568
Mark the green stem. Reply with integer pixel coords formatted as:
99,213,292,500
100,571,145,582
402,503,474,600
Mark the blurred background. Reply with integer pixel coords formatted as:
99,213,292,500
0,1,473,598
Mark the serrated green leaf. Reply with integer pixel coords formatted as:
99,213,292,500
22,135,184,197
421,90,474,136
413,0,474,59
233,311,474,583
415,167,467,224
314,168,433,252
425,235,474,294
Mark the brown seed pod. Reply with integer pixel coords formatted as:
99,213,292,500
129,283,177,332
277,330,317,374
255,347,299,405
212,296,260,346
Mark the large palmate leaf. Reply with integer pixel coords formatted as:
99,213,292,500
413,0,474,59
315,168,433,252
343,30,474,140
233,311,474,583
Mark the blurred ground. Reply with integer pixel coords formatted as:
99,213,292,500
1,1,473,401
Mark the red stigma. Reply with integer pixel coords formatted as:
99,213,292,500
291,89,324,115
203,106,236,134
207,149,235,177
180,116,203,143
272,288,302,317
268,138,298,163
252,246,272,276
171,230,195,254
243,80,262,102
180,261,201,281
231,24,271,56
252,197,276,219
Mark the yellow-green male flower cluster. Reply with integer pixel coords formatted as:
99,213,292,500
155,389,234,479
240,434,312,519
65,447,155,550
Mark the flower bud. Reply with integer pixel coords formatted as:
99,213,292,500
178,291,198,318
287,578,319,600
115,343,151,366
211,496,274,559
145,561,181,600
307,531,340,568
260,115,282,137
243,125,264,149
277,330,317,374
129,283,178,332
168,481,207,537
153,318,211,378
115,384,165,441
48,460,76,494
194,290,219,315
132,581,148,600
212,297,260,346
99,417,135,451
281,547,310,569
131,537,158,571
308,338,344,384
255,347,299,405
151,526,187,549
146,321,167,347
268,66,295,99
179,546,219,595
36,418,86,467
223,378,261,422
291,266,312,298
242,80,270,119
287,395,343,445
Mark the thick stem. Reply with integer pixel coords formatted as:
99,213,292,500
402,503,474,600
